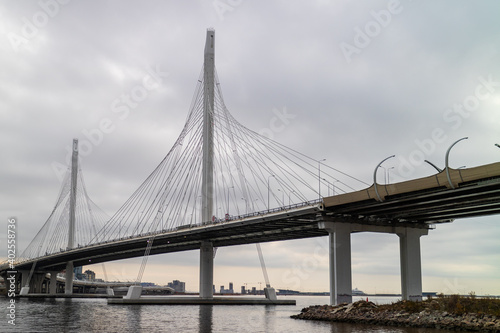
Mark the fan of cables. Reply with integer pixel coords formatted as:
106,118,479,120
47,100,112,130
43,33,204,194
17,165,109,262
92,66,368,243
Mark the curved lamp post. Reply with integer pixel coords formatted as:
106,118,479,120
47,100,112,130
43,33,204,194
424,160,442,173
373,155,395,202
445,137,468,189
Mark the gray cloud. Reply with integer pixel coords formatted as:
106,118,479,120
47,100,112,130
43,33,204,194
1,0,499,294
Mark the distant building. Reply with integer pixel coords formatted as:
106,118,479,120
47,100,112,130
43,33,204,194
74,266,85,280
241,286,246,294
251,287,257,295
219,282,234,294
83,270,96,281
167,280,185,293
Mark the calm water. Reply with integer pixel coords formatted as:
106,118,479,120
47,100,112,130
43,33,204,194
0,295,446,333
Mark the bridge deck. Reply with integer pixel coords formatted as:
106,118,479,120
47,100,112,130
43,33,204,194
3,163,499,274
7,204,326,272
323,162,500,224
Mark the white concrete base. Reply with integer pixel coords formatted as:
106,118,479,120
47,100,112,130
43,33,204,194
20,287,30,295
264,287,277,301
124,285,143,299
106,287,115,296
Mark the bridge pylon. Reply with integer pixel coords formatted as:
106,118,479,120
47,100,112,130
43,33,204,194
65,138,78,295
199,28,216,299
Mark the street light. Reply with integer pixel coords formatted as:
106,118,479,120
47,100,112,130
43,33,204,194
379,165,387,184
226,186,234,214
278,189,284,206
424,160,442,173
387,166,394,184
445,137,468,189
373,155,395,202
288,190,295,205
318,159,326,199
321,178,335,196
332,180,339,195
267,175,275,209
241,197,248,214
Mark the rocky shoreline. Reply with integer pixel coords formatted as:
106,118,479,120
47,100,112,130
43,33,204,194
291,300,500,331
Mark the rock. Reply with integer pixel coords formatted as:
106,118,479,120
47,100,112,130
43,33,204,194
291,299,500,332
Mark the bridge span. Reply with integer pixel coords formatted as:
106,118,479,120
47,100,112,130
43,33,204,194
3,161,500,303
2,29,499,305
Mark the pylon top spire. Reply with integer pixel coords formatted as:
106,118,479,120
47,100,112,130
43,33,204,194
201,28,215,223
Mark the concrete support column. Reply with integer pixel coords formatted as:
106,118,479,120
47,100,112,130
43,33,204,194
49,271,58,295
319,222,352,305
398,228,427,301
31,273,45,293
19,270,29,288
332,223,352,305
199,241,214,299
19,270,30,295
65,261,74,295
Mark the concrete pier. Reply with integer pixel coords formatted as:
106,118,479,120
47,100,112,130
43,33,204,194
398,228,427,301
319,221,429,305
49,271,58,295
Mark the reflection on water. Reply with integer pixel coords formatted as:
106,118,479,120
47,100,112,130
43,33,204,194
199,305,212,333
0,296,446,333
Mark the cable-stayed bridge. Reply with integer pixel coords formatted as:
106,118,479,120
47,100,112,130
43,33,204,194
2,29,500,305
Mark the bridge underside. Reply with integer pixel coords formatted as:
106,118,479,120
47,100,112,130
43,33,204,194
323,174,500,224
324,163,500,223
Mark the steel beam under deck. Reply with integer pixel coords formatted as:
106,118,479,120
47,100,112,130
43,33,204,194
324,177,500,224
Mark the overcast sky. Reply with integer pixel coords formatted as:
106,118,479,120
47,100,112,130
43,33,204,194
1,1,499,295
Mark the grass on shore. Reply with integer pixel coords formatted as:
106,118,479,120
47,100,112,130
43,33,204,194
378,293,500,316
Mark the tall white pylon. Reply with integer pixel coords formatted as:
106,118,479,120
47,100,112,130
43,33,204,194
65,138,78,295
199,28,215,299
